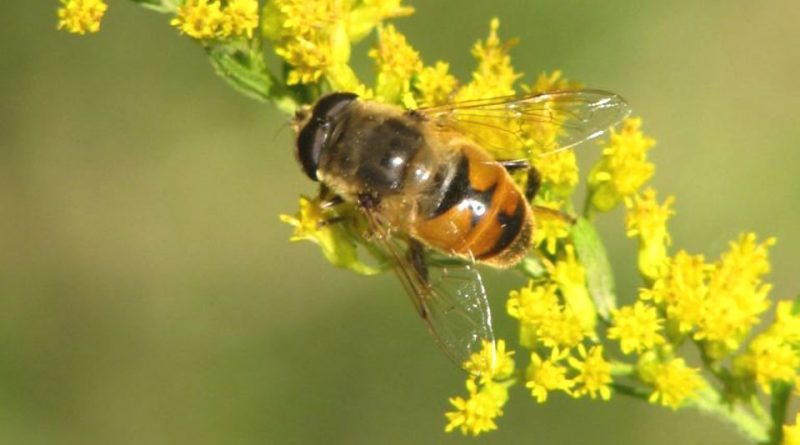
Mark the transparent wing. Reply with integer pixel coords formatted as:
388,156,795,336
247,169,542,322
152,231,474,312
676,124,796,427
417,89,632,159
361,210,495,371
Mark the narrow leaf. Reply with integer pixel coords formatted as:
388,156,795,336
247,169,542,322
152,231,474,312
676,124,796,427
571,217,617,320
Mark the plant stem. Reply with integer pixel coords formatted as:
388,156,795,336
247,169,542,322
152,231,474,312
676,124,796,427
689,386,769,443
768,382,791,445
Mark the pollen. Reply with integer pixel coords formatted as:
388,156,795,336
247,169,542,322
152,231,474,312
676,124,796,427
607,301,665,355
57,0,108,35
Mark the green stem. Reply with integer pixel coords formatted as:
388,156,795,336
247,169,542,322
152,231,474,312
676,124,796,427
768,382,791,445
689,386,769,444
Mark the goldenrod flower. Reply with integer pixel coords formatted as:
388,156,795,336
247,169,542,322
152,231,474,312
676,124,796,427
456,18,520,101
645,358,704,409
263,0,411,89
414,61,457,106
171,0,224,40
552,244,596,336
370,24,422,104
783,413,800,445
641,250,709,334
588,117,655,212
57,0,108,35
625,188,675,279
463,339,515,383
532,200,570,255
507,281,584,349
695,233,775,356
736,334,798,393
220,0,259,38
445,379,508,436
525,348,574,403
771,300,800,345
607,301,665,355
527,70,580,94
569,344,613,400
533,150,580,198
279,196,380,275
507,281,560,326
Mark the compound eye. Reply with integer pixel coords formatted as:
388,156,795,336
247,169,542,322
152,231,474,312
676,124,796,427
313,92,358,121
295,118,329,181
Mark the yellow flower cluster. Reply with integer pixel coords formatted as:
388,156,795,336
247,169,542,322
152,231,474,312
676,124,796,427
445,341,515,436
588,117,656,212
507,279,612,402
171,0,259,41
642,358,704,409
625,188,675,279
279,195,380,276
369,24,422,105
736,301,800,393
262,0,413,88
643,233,776,357
57,0,107,35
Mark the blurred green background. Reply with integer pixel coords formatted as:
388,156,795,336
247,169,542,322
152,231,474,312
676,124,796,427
1,1,799,444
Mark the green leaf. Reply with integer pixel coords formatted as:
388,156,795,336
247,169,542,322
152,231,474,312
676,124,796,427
769,381,792,445
129,0,179,13
571,217,617,320
207,45,273,101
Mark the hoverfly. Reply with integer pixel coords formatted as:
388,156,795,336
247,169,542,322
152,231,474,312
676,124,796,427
292,90,630,369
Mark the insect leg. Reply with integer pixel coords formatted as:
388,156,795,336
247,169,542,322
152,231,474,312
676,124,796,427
532,204,577,225
498,159,530,172
407,239,431,288
525,167,541,202
498,160,541,202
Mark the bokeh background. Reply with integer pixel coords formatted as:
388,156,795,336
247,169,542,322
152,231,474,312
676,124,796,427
2,0,799,443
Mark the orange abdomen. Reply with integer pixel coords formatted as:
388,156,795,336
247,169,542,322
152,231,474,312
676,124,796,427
411,145,533,268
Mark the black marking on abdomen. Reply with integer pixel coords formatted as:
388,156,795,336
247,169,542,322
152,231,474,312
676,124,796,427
427,155,471,218
478,199,525,260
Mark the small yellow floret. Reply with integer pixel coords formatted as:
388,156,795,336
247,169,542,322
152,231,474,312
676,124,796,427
171,0,224,40
57,0,108,35
369,24,422,103
608,301,665,355
221,0,259,38
646,358,704,409
625,188,675,279
783,413,800,445
525,348,574,403
463,339,515,383
415,61,457,106
588,117,655,212
568,345,613,400
445,379,508,436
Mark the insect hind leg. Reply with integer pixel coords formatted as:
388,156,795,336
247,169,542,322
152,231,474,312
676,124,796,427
498,159,541,202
